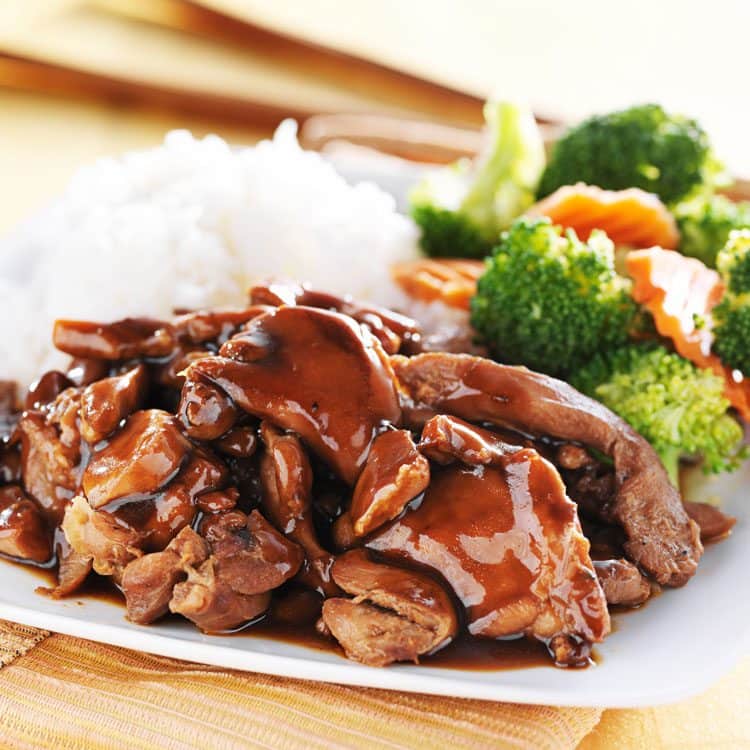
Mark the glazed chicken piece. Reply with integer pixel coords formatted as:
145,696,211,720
346,429,430,538
121,526,209,624
169,510,303,632
0,485,51,563
683,501,736,543
249,280,422,355
393,353,702,587
368,426,610,666
79,364,148,444
53,318,175,360
183,306,402,485
47,530,93,599
594,559,651,607
259,422,339,595
321,549,458,667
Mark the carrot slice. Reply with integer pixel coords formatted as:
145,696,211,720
627,246,750,420
528,183,679,249
391,258,484,310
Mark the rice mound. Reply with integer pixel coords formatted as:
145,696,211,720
0,122,419,386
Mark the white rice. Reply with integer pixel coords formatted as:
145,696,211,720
0,122,420,386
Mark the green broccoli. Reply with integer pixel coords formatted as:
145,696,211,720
673,194,750,268
470,217,636,376
712,230,750,374
410,100,545,258
572,344,745,485
538,104,725,205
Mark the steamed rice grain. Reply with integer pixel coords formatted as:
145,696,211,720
0,122,419,386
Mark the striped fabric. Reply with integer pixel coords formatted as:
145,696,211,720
0,621,601,750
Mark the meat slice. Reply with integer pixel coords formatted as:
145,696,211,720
173,306,272,346
82,410,192,509
53,318,175,360
79,365,148,443
594,559,651,606
15,411,79,525
184,306,402,485
368,451,610,666
121,527,209,624
393,353,702,587
62,496,144,579
170,510,302,632
0,485,51,563
683,501,736,543
321,549,458,667
259,422,338,595
418,415,523,466
249,280,422,355
47,530,93,598
346,429,430,538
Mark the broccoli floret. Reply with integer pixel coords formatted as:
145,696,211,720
410,100,545,258
470,217,636,376
674,194,750,267
713,230,750,373
538,104,725,205
572,344,745,485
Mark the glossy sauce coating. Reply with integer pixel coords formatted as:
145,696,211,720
187,307,401,485
368,458,609,645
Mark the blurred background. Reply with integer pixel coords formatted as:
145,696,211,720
1,0,747,234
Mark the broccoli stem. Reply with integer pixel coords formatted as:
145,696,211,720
656,444,682,488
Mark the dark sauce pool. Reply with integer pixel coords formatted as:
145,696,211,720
6,557,591,671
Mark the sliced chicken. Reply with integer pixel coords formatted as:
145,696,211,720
259,422,338,595
392,352,702,587
121,526,209,624
53,317,175,360
594,559,651,607
368,448,610,666
184,306,402,485
79,365,148,443
82,410,192,509
0,485,51,563
347,429,430,538
249,280,422,355
321,549,458,667
170,510,303,632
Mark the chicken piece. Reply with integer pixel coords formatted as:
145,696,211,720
173,306,272,346
79,365,148,443
62,496,144,578
393,353,702,587
348,429,430,538
0,485,51,563
66,358,110,387
185,306,401,485
15,411,78,525
249,280,422,355
321,549,458,667
82,410,192,509
53,318,175,360
170,510,302,632
368,451,610,666
213,426,257,458
418,415,522,466
25,371,73,410
178,375,239,441
683,501,736,543
594,559,651,607
259,422,338,595
46,530,93,598
121,527,209,624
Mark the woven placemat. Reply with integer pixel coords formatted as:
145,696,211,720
0,619,49,668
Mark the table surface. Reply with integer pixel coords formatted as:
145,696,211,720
1,3,749,746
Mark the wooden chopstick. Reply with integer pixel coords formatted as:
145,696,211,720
95,0,495,128
0,51,321,129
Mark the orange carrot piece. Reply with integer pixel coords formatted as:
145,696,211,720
391,258,484,310
528,183,679,250
627,246,750,420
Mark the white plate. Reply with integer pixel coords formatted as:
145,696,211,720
1,463,747,708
